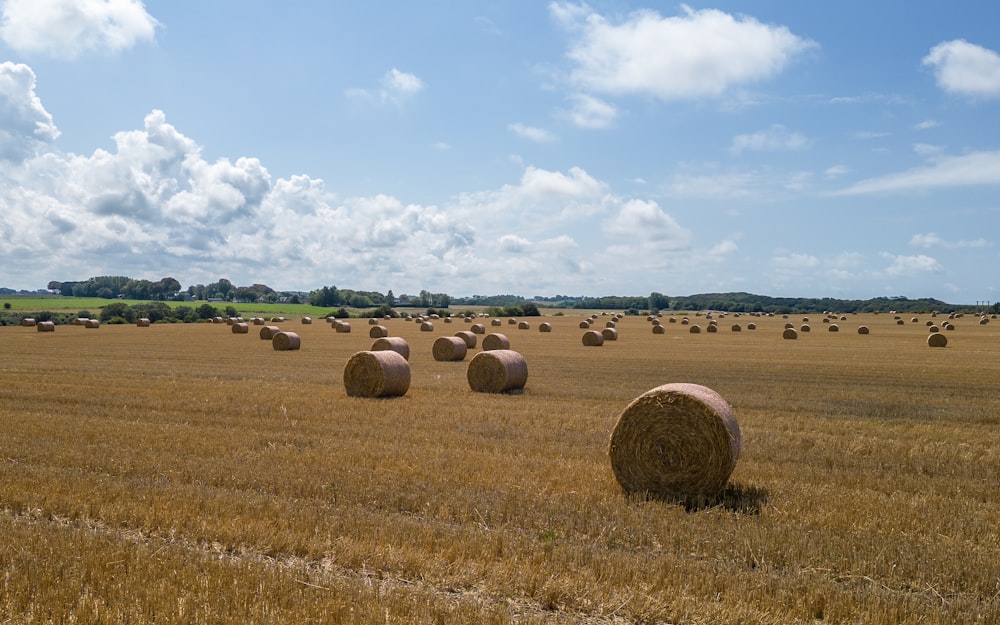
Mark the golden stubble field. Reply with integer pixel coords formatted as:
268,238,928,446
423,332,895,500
1,311,998,624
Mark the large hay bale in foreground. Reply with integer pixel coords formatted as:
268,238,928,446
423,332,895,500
482,333,510,351
582,330,604,346
927,333,948,348
608,383,742,501
343,350,410,398
455,330,477,349
260,325,281,340
36,321,55,332
272,331,301,351
433,336,468,361
371,336,410,361
231,322,249,334
369,325,389,338
467,349,527,393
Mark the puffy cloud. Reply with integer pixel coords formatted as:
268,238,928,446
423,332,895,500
881,253,943,276
507,122,557,143
602,199,690,247
923,40,1000,98
564,93,617,128
348,68,425,105
0,62,59,161
0,0,158,59
835,151,1000,195
730,124,808,155
909,232,989,249
551,2,815,100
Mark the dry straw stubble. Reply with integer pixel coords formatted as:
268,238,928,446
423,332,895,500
609,383,742,502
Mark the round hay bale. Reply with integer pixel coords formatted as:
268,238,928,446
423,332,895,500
706,324,718,333
444,317,452,324
371,336,410,361
539,322,552,333
491,319,503,327
828,324,839,332
668,317,677,323
731,324,741,332
927,333,948,348
681,318,690,325
926,320,934,327
800,324,811,333
433,336,468,362
929,325,940,333
783,328,798,339
336,321,352,333
301,317,313,325
652,325,665,334
36,321,55,332
944,323,955,331
857,326,870,335
747,323,757,330
272,331,301,351
651,319,662,327
582,330,604,346
979,318,989,325
507,318,517,325
260,325,280,340
369,325,389,338
226,317,236,326
136,318,151,327
518,321,530,330
21,318,36,327
343,350,410,398
689,324,701,334
897,319,905,325
608,383,742,501
253,318,266,325
579,320,591,329
85,319,100,329
602,327,618,340
232,322,249,334
368,318,379,325
784,322,794,329
455,330,477,349
467,349,527,393
420,321,434,332
482,333,510,351
605,321,616,328
471,323,486,335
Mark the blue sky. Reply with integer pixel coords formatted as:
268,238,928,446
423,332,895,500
1,1,998,303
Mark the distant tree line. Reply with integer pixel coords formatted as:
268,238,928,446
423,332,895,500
48,276,181,300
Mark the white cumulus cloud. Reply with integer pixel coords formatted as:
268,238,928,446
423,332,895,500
923,39,1000,98
508,122,557,143
730,124,808,155
882,253,942,277
0,0,158,60
551,2,815,100
0,62,59,161
835,150,1000,195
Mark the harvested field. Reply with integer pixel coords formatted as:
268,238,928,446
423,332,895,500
1,312,998,624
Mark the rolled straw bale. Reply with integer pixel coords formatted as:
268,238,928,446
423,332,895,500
467,349,528,393
232,322,249,334
137,318,151,327
652,325,665,334
74,318,88,326
85,319,100,329
370,325,389,338
343,350,410,398
927,333,948,347
369,318,379,325
897,319,905,325
226,317,236,326
301,317,313,325
800,324,811,333
911,317,919,323
689,325,701,334
784,322,794,329
926,320,934,327
272,331,301,351
21,318,36,327
508,318,517,325
336,321,352,333
928,325,940,333
539,322,552,332
582,330,604,346
858,326,870,335
36,321,55,332
828,324,839,332
602,327,618,340
433,336,468,361
651,319,662,327
455,330,477,349
420,321,434,332
822,318,830,324
482,333,510,351
444,317,452,324
605,321,616,328
579,321,591,329
371,336,410,361
706,324,718,333
463,317,472,323
668,317,677,323
253,318,266,325
471,323,486,335
944,323,955,331
491,319,502,327
608,383,742,500
783,328,798,339
747,323,757,330
979,318,989,325
517,321,530,330
731,324,742,332
260,325,281,340
681,318,690,325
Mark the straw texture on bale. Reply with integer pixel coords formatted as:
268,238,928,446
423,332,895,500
21,318,36,327
706,324,718,333
800,324,811,332
231,322,249,334
491,319,502,327
482,333,510,351
36,321,55,332
828,324,839,332
371,336,410,361
517,321,530,330
344,350,410,398
301,317,313,325
336,321,352,333
602,327,618,340
608,383,742,501
857,326,870,335
689,325,701,334
432,336,468,361
455,330,477,349
579,321,591,329
539,322,552,332
260,325,281,340
582,330,604,346
471,323,486,335
929,325,940,333
731,324,741,332
927,333,948,348
369,325,389,338
652,325,665,334
136,318,151,327
368,318,379,325
467,349,528,393
783,328,798,339
272,331,301,351
253,318,265,325
747,323,757,330
85,319,100,328
420,321,434,332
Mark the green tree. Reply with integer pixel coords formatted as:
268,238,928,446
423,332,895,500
196,303,219,319
100,302,136,323
522,302,541,316
2,302,9,310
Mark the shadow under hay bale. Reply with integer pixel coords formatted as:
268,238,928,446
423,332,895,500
467,349,527,393
344,350,410,398
609,383,742,505
371,336,410,361
629,481,769,514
